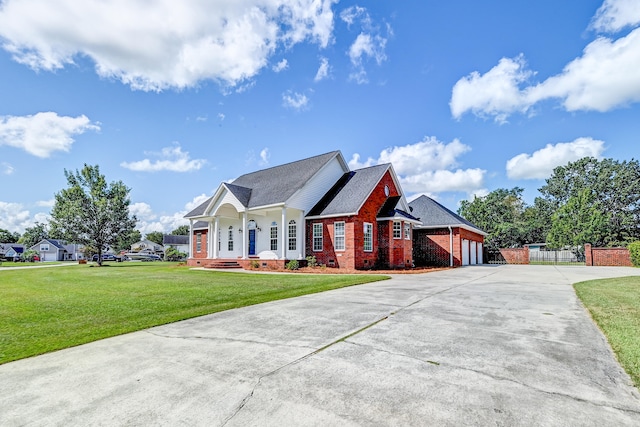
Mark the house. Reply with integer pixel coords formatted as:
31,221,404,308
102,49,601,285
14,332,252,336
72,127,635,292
409,195,486,267
0,243,24,261
29,239,85,261
162,235,189,254
130,239,164,255
184,151,420,270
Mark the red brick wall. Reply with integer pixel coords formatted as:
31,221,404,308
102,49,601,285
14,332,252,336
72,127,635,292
414,228,485,267
191,229,208,259
500,247,529,264
585,243,632,267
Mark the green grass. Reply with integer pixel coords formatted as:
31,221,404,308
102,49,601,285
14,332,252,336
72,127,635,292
0,261,63,268
574,276,640,387
0,263,387,364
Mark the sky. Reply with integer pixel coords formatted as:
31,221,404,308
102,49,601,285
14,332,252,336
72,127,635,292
1,0,639,235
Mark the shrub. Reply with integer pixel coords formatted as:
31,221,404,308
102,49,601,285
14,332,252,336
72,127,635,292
629,241,640,267
249,260,260,269
306,255,317,268
285,259,299,270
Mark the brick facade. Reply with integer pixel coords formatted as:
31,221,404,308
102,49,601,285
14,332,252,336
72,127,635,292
585,243,632,267
499,247,529,264
191,229,208,259
414,227,485,267
305,170,414,269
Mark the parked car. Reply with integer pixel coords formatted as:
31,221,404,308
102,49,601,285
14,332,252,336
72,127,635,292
92,253,121,262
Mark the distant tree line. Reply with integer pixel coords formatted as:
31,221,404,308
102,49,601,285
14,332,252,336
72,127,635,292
459,157,640,251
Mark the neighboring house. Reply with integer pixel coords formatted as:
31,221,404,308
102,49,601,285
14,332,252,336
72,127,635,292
162,235,189,254
130,239,164,255
29,239,85,261
1,243,24,261
184,151,420,270
409,195,487,267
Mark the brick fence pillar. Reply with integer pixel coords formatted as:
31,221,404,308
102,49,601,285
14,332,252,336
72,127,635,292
585,243,593,266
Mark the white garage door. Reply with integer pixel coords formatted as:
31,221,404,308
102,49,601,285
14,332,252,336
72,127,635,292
478,242,483,264
470,241,477,264
462,239,470,266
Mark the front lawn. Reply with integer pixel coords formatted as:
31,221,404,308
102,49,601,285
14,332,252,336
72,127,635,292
0,263,387,364
574,276,640,387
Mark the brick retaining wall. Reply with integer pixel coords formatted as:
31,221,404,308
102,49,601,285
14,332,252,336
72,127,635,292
585,243,632,267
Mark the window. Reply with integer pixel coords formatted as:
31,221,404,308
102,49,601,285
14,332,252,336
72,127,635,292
218,229,221,251
40,244,49,252
334,222,345,250
393,221,401,239
270,222,278,251
196,233,202,252
228,226,234,251
364,223,373,252
313,223,323,251
288,220,297,251
404,223,411,240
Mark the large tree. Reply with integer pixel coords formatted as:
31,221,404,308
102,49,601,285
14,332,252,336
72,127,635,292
539,157,640,246
145,231,164,246
171,225,189,235
49,164,137,265
18,222,49,249
0,229,21,243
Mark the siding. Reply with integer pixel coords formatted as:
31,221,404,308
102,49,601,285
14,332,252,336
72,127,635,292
287,157,347,212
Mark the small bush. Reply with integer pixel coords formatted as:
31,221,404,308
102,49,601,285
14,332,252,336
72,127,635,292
628,241,640,267
306,255,317,268
285,259,299,270
249,260,260,269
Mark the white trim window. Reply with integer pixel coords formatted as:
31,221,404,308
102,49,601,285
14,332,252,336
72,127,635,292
270,222,278,251
228,226,234,251
313,223,323,252
40,244,50,252
364,223,373,252
334,221,345,251
404,223,411,240
393,221,401,239
288,220,297,251
196,233,202,253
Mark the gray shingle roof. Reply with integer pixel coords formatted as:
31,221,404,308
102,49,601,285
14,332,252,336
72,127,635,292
377,196,420,222
307,164,389,217
408,195,486,234
185,197,213,218
163,235,189,245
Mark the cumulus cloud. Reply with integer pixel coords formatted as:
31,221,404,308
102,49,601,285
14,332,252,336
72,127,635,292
272,58,289,72
121,144,206,172
282,90,309,110
340,6,389,84
349,137,486,195
1,162,14,175
0,0,338,91
131,194,208,235
0,112,100,157
451,1,640,120
591,0,640,32
314,56,331,81
0,201,32,233
506,137,606,180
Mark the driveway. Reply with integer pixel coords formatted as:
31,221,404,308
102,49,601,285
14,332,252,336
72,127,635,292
1,265,640,426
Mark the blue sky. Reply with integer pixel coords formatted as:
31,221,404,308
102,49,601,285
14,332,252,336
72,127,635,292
1,0,638,235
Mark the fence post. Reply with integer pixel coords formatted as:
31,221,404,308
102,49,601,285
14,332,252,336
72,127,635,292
584,243,593,266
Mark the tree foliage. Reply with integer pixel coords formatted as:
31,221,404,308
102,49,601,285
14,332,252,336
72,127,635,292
49,164,137,266
171,225,189,235
0,229,21,243
540,157,640,246
116,229,142,252
19,222,49,249
145,231,164,246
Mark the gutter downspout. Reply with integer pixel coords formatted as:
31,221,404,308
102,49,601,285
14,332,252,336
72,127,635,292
448,226,453,267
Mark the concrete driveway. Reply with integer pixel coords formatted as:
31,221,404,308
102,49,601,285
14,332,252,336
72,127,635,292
2,265,640,426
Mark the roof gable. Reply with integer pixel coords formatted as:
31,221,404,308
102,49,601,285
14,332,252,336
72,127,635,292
409,195,486,235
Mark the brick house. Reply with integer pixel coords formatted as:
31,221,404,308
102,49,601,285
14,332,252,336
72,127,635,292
409,195,486,267
184,151,420,270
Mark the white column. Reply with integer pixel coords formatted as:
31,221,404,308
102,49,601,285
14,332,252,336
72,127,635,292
188,220,194,259
281,207,287,260
213,217,219,259
207,222,213,259
299,210,305,259
242,212,248,259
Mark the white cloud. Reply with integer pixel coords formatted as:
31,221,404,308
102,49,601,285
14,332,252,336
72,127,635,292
217,113,226,122
591,0,640,32
314,56,331,81
272,58,288,72
0,112,100,158
0,0,338,91
350,137,486,196
132,195,208,235
0,201,32,233
506,137,606,180
451,3,640,121
1,162,14,175
259,147,270,165
121,144,206,172
282,90,309,110
36,199,55,208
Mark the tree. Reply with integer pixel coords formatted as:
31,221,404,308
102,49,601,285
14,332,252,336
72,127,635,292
171,225,189,235
0,229,21,243
145,231,164,246
115,229,142,253
164,247,186,261
539,157,640,246
458,187,545,250
49,164,137,266
19,222,49,249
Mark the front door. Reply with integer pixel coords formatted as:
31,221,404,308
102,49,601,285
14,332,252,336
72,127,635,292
249,229,256,256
